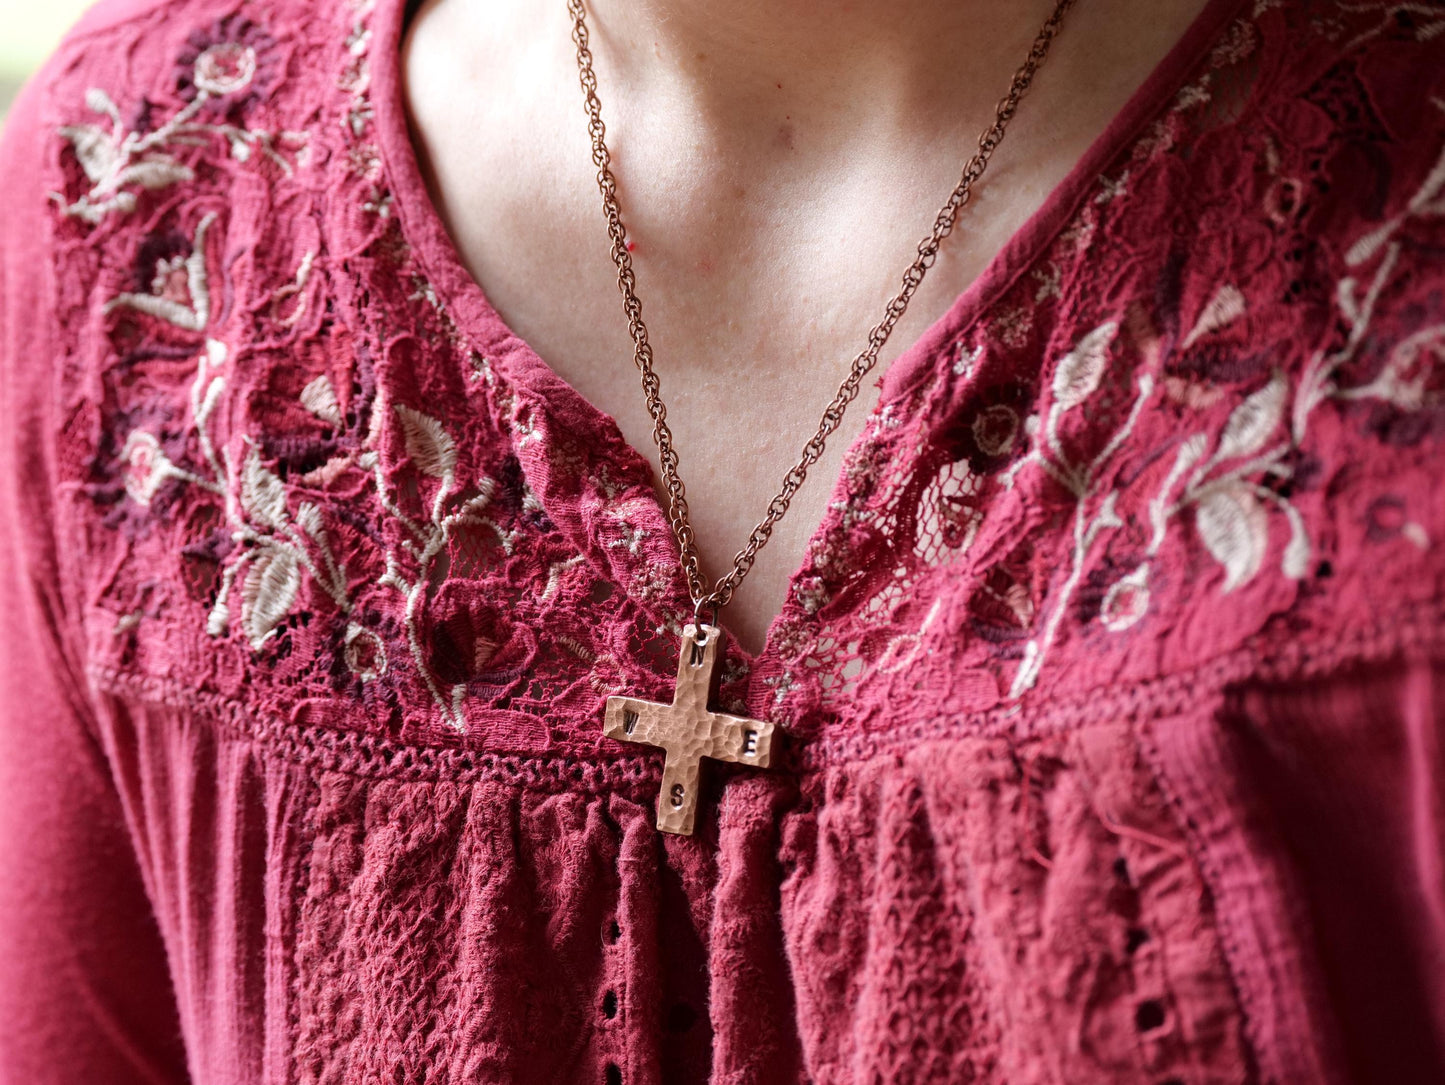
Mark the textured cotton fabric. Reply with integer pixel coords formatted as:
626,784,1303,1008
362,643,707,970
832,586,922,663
2,0,1445,1081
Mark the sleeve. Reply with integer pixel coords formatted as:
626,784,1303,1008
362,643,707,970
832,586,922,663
0,68,191,1084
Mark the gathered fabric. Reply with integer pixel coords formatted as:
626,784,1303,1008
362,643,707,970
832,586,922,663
2,0,1445,1081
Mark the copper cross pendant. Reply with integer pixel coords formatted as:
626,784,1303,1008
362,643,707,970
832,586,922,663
604,623,776,835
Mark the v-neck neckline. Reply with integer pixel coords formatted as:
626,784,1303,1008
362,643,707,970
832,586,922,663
368,0,1248,676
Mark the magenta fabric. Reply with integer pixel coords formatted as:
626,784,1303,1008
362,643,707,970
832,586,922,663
2,0,1445,1081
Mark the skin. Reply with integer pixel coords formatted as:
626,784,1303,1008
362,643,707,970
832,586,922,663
402,0,1210,654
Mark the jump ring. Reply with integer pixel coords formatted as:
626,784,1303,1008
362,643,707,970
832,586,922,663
692,597,719,633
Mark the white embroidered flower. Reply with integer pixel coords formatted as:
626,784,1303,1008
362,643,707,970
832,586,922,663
344,623,387,681
992,305,1033,350
193,43,258,97
972,404,1020,457
150,254,190,301
1100,564,1152,632
953,341,983,378
1365,325,1445,411
794,576,829,615
121,431,181,505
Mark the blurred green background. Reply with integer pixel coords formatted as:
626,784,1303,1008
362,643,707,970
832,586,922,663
1,1,94,125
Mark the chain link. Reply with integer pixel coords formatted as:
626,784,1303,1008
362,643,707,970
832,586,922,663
567,0,1077,613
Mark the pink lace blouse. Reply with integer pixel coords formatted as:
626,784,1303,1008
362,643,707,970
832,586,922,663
2,0,1445,1081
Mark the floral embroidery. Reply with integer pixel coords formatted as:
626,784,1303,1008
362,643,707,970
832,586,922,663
1004,321,1155,698
46,0,1445,750
1007,124,1445,697
26,4,1445,1081
106,214,216,330
121,430,193,506
176,17,277,105
759,13,1445,726
54,20,303,223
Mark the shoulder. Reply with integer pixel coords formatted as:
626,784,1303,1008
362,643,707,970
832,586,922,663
13,0,573,756
26,0,384,366
26,0,377,471
37,0,357,207
18,0,450,733
35,0,353,114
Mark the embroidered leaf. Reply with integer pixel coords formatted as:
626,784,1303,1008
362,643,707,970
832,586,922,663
1370,325,1445,410
241,547,301,648
1346,221,1390,267
84,87,121,122
1182,284,1246,349
299,455,354,487
296,501,324,540
1009,640,1043,699
1170,432,1209,486
241,446,289,529
1281,500,1311,580
1196,485,1268,593
59,124,117,183
1083,490,1124,550
1216,371,1287,461
105,291,204,331
116,157,195,191
1149,433,1208,548
1051,322,1117,411
184,216,216,328
1337,277,1361,325
63,192,137,223
395,404,457,478
206,595,231,637
300,374,343,426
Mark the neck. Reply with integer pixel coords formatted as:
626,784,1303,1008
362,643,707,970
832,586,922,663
584,0,1065,144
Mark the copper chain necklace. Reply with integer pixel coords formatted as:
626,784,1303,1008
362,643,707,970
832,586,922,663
572,0,1077,834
